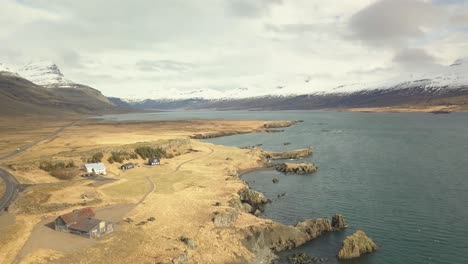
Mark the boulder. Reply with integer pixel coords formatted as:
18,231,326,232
337,230,378,259
212,210,239,228
241,202,253,213
272,178,279,183
276,163,318,174
180,236,197,250
331,214,347,230
172,251,188,264
239,188,270,214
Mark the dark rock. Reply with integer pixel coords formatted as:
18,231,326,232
180,236,197,250
147,217,156,222
283,142,291,145
289,253,312,264
123,217,134,223
277,193,287,198
337,230,378,259
276,163,318,174
272,178,279,183
331,214,347,230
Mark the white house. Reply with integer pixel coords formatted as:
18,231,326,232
84,163,107,175
149,158,160,166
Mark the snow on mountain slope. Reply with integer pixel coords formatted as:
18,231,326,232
14,60,74,88
122,58,468,102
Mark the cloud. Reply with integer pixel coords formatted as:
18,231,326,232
1,0,468,98
225,0,282,18
136,60,195,73
393,48,439,69
349,0,442,47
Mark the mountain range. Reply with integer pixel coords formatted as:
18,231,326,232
112,59,468,111
1,59,468,115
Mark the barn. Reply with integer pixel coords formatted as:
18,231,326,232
54,208,114,238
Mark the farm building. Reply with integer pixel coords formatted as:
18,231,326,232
149,158,160,165
54,208,114,238
84,162,106,175
120,163,135,170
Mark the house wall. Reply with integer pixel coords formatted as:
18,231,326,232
54,218,68,232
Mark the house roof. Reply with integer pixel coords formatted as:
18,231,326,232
59,208,96,225
122,163,134,167
69,217,102,232
84,163,106,171
149,158,160,161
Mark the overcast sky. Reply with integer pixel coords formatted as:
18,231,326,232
1,0,468,98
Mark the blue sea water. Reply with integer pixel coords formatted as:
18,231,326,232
100,111,468,264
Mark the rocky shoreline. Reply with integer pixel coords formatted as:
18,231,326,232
191,120,299,139
265,147,313,160
201,121,375,263
275,163,318,174
233,146,376,263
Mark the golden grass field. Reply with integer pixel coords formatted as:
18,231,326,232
0,117,290,264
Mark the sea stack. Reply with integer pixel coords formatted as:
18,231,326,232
337,230,378,259
331,214,347,230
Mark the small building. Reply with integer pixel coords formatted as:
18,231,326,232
120,163,135,170
54,208,114,238
84,162,106,175
149,158,160,166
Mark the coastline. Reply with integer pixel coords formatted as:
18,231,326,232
0,117,337,264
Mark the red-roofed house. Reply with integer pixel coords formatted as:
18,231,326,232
54,208,114,238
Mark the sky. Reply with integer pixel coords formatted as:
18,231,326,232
1,0,468,98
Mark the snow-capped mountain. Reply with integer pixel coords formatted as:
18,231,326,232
13,61,75,88
121,58,468,103
118,58,468,111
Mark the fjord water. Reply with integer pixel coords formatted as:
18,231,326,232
100,111,468,264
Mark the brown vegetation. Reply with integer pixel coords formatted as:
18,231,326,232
0,117,305,264
0,179,5,198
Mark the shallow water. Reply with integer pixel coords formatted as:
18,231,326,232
100,111,468,264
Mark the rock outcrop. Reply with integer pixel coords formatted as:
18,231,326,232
289,253,312,264
212,209,239,228
239,188,270,214
242,217,333,254
331,214,347,230
337,230,378,259
240,214,347,263
289,253,328,264
263,121,299,128
265,147,313,160
276,163,318,174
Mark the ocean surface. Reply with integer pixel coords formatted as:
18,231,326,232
99,111,468,264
